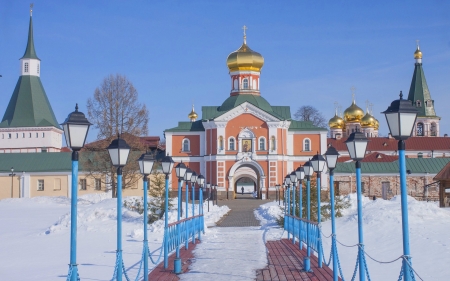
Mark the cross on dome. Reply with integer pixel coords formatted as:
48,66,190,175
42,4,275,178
242,25,247,44
350,86,356,103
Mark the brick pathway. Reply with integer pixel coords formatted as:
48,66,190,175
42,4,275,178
147,240,200,281
216,197,266,227
256,239,340,281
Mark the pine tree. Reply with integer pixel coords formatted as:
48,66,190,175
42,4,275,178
147,170,173,223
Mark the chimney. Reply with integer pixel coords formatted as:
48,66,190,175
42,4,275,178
444,134,448,137
388,133,394,139
335,133,342,140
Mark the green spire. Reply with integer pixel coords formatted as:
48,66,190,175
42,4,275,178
21,15,40,60
407,62,438,118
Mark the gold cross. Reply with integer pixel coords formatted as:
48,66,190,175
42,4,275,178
242,25,247,36
365,100,370,112
416,39,420,48
350,86,356,102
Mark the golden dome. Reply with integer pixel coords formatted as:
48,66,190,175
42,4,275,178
374,118,380,130
188,105,198,121
343,101,365,122
328,114,345,129
414,46,422,59
360,112,376,128
226,41,264,72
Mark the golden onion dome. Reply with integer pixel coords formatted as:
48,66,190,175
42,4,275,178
343,101,365,122
328,114,345,129
360,112,376,128
226,40,264,72
374,118,380,130
188,105,198,121
414,46,422,59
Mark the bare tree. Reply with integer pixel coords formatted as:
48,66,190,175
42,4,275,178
87,74,149,139
294,105,327,128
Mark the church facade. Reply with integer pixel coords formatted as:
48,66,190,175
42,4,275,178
165,32,327,199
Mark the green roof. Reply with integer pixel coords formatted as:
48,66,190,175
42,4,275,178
219,94,273,112
0,153,71,173
21,16,39,60
165,120,205,132
0,76,60,128
407,63,438,118
334,158,450,174
272,106,291,119
288,120,327,131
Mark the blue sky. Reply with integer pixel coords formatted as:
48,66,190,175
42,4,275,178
1,1,450,142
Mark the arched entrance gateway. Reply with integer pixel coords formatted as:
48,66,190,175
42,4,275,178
228,159,266,199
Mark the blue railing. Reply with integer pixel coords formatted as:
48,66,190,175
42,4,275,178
166,214,204,253
285,214,319,253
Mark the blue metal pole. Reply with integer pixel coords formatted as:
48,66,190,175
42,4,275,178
69,151,79,281
117,168,124,281
287,185,290,240
356,161,365,281
303,176,311,272
185,181,189,250
192,182,195,244
329,170,338,281
299,180,303,250
198,186,203,241
163,174,169,269
143,176,149,281
317,173,323,268
292,181,296,244
284,186,287,230
174,178,182,274
399,141,412,281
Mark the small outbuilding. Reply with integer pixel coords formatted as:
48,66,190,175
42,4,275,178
434,162,450,207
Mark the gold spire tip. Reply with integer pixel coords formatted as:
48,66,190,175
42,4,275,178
242,25,247,44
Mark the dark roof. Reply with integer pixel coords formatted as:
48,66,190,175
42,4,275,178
165,121,205,132
21,16,39,60
337,152,398,163
328,137,450,152
289,120,327,131
434,162,450,180
219,94,273,112
407,62,438,118
0,153,71,173
0,76,60,128
334,158,450,174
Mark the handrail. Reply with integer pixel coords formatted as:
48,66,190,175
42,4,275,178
168,214,202,228
285,214,318,226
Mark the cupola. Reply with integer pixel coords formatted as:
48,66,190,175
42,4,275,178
328,112,344,129
343,101,364,122
226,27,264,73
188,104,198,122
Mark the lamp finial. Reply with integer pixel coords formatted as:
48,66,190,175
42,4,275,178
75,103,78,112
400,91,403,100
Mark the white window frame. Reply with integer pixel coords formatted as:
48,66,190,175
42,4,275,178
228,137,236,151
80,179,87,190
37,63,40,74
182,138,190,152
258,136,266,150
24,62,29,73
303,138,311,152
242,78,249,89
37,179,44,191
95,179,102,190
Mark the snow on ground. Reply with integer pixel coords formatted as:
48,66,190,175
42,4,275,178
0,193,229,281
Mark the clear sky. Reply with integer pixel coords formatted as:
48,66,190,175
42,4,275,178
1,1,450,143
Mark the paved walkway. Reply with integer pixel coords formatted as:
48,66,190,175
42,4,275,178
216,196,266,227
256,239,340,281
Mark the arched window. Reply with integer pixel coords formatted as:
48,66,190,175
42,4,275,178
229,137,235,150
271,136,276,151
182,139,190,151
416,100,421,107
37,64,40,74
417,123,424,136
219,136,224,150
242,78,249,89
304,138,311,151
259,137,266,150
427,99,432,107
431,122,437,136
24,63,29,73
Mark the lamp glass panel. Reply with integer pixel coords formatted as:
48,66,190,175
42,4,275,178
119,148,130,166
144,160,154,174
138,160,144,174
346,142,356,160
63,124,70,148
304,164,314,176
67,124,89,148
385,113,399,137
108,148,119,166
161,161,171,174
318,159,327,172
325,155,338,169
191,173,197,183
285,177,291,185
290,173,297,182
399,113,417,137
354,141,368,159
185,170,193,181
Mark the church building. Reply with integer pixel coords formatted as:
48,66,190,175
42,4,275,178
165,30,328,199
0,9,63,153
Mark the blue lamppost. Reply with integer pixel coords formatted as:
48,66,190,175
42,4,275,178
107,135,131,281
345,131,369,281
214,184,218,205
289,171,297,244
295,166,305,250
310,152,327,268
324,145,340,281
160,154,175,269
61,104,91,281
183,167,193,250
137,152,156,281
206,182,211,212
190,171,198,244
275,184,280,205
382,91,418,281
284,175,291,239
196,174,205,241
302,160,314,272
174,161,187,274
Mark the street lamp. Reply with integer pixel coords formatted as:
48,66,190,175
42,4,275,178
106,135,131,280
190,171,198,244
160,154,174,269
289,171,297,245
275,184,280,205
183,167,193,250
196,174,205,241
61,104,91,281
302,160,314,272
173,161,186,274
345,131,369,281
295,165,305,250
214,184,218,205
324,145,340,281
310,152,326,267
9,167,15,198
137,152,155,281
206,182,211,212
382,91,418,281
